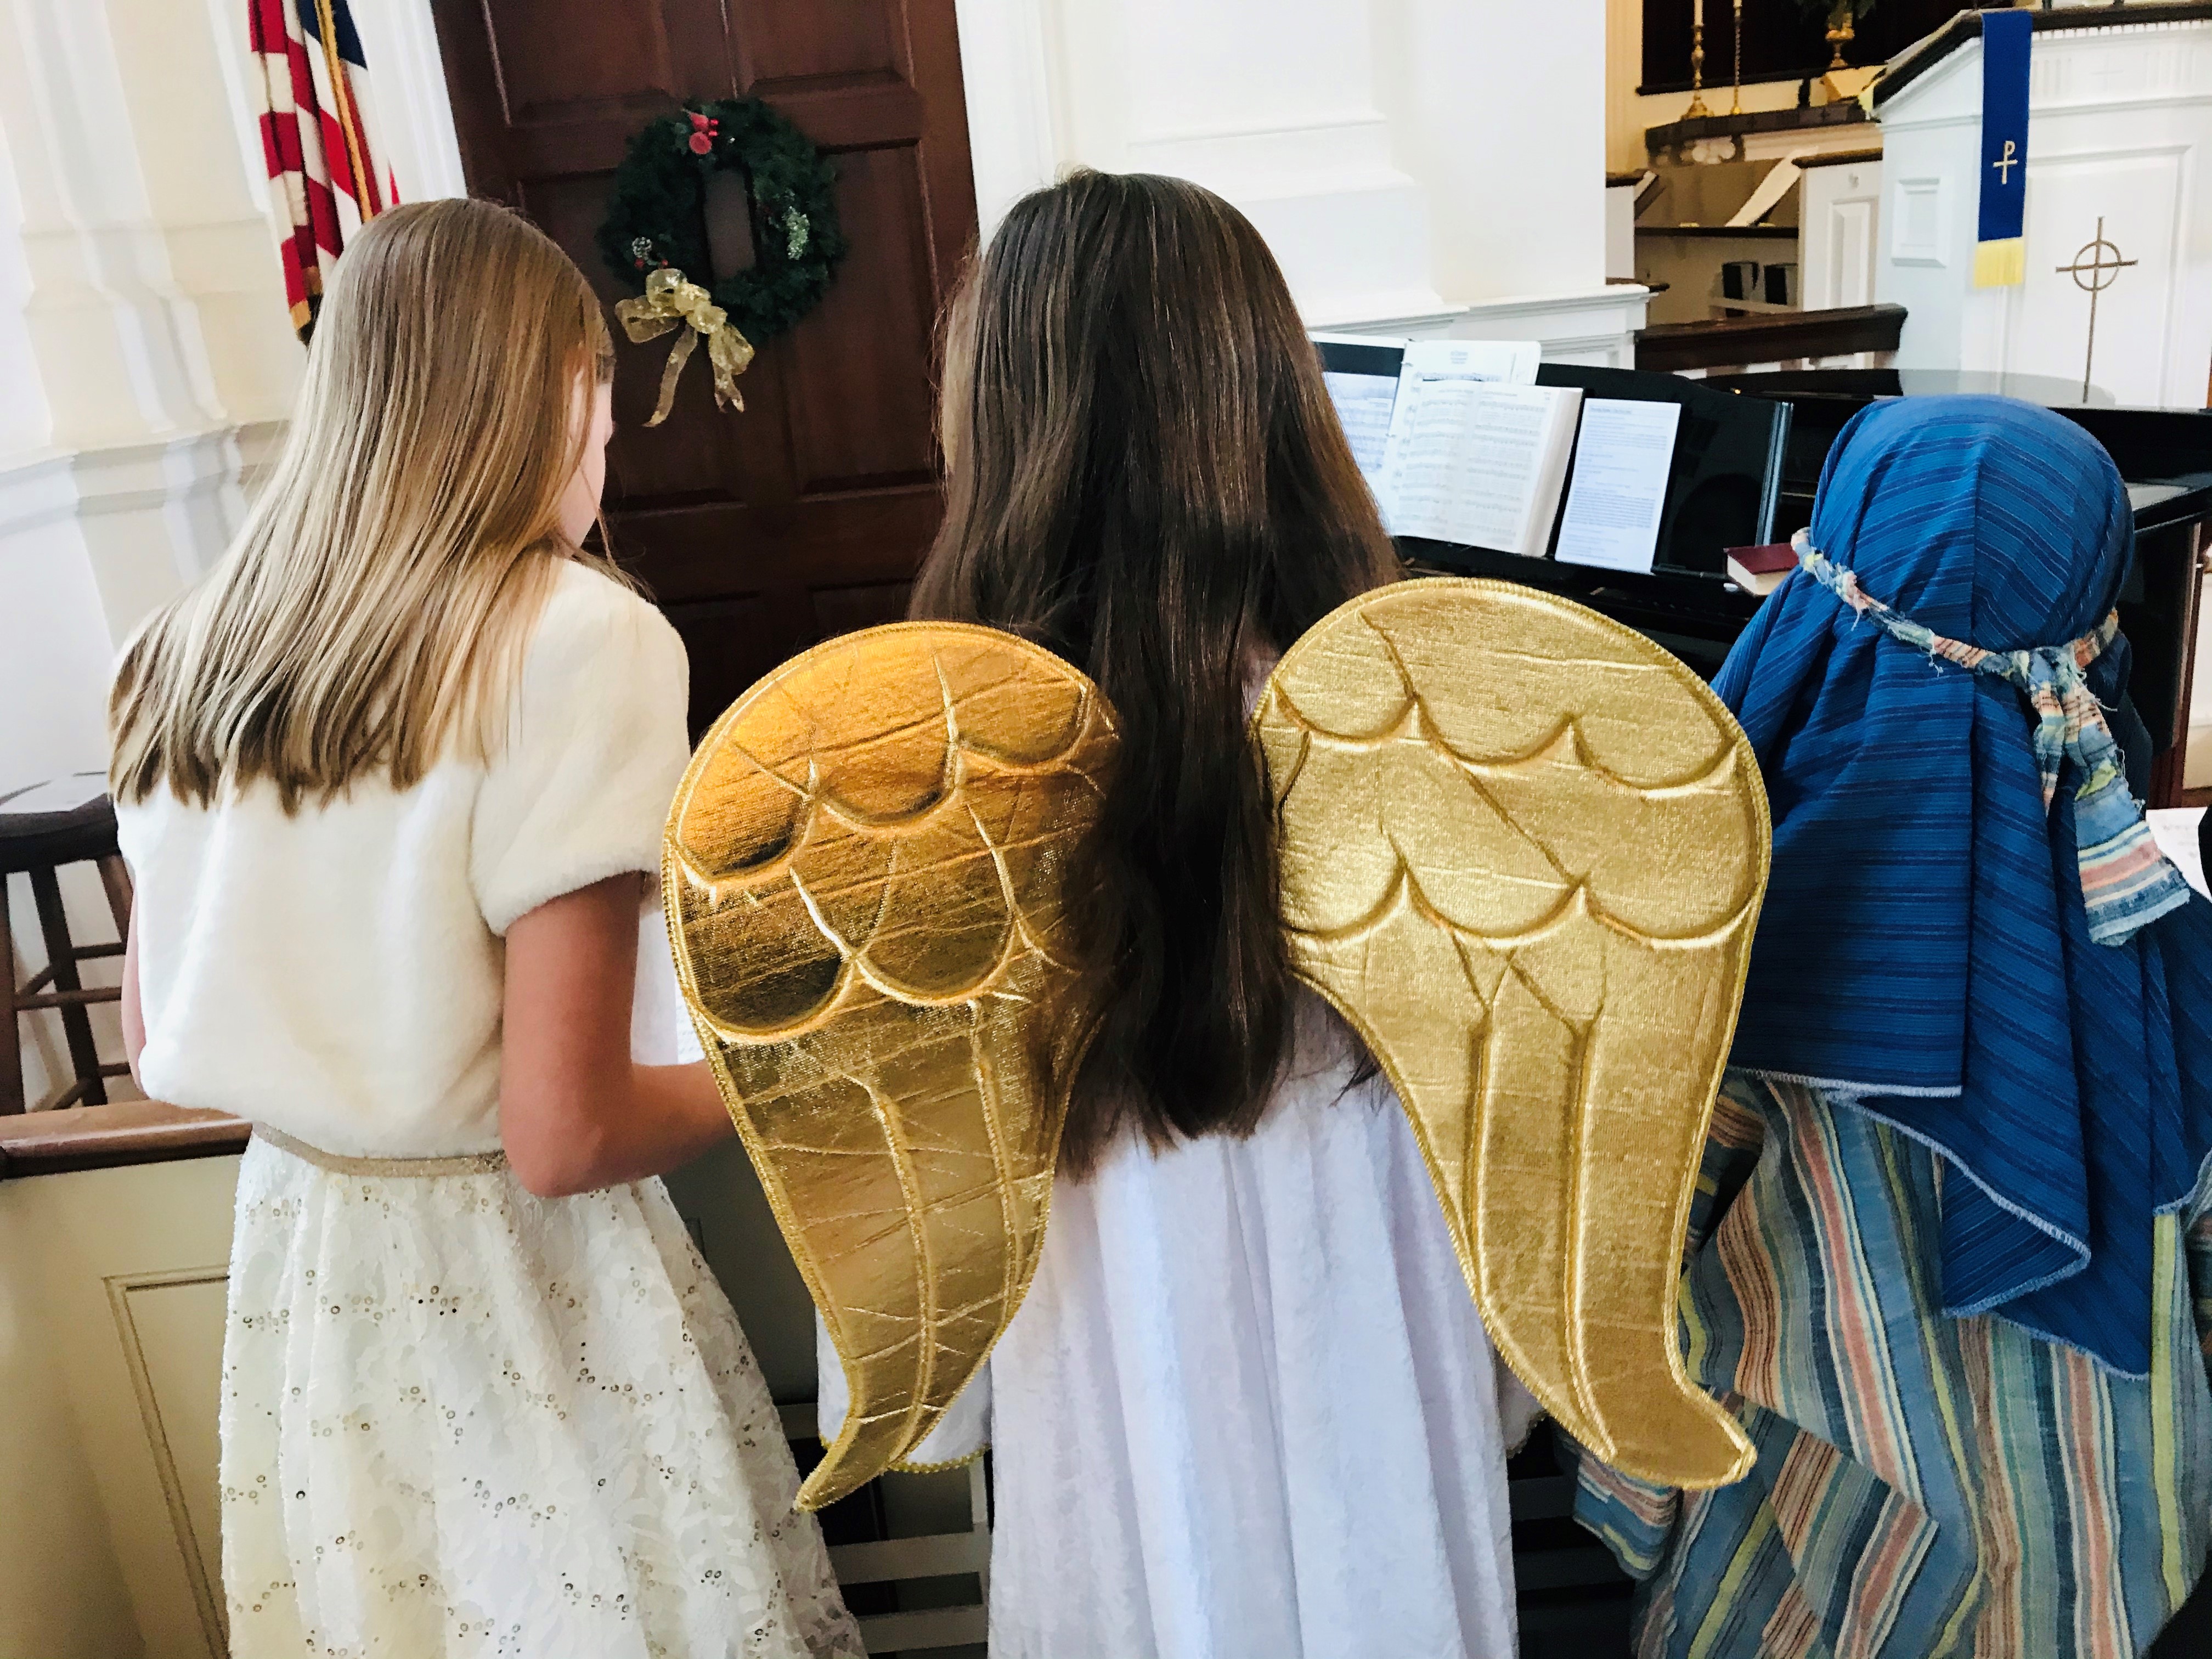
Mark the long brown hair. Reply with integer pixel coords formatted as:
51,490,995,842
912,170,1401,1175
111,198,619,811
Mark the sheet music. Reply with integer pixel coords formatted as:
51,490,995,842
1322,370,1401,489
1553,398,1682,574
1399,338,1540,387
2149,808,2209,899
1383,380,1562,551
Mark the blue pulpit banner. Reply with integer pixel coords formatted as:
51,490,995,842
1975,9,2033,287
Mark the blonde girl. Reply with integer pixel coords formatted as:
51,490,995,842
111,199,861,1658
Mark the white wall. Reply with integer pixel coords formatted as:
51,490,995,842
0,0,329,1118
0,0,465,795
954,0,1642,359
0,1154,242,1659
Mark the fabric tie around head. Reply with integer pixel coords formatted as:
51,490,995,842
1711,395,2212,1376
1790,528,2194,946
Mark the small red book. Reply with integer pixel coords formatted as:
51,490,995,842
1724,543,1796,597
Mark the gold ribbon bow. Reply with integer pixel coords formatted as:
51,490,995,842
614,267,756,426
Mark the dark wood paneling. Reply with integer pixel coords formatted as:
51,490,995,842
429,0,977,732
810,580,916,637
479,0,683,123
1634,303,1906,374
0,1101,248,1178
665,596,783,732
1641,0,1977,95
735,0,901,84
785,146,940,492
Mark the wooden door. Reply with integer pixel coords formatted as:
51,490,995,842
428,0,977,730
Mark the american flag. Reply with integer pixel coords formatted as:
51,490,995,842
247,0,399,340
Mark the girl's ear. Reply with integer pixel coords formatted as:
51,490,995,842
557,375,616,547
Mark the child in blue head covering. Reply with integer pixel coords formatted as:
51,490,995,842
1576,397,2212,1658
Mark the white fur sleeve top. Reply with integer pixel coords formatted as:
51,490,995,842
116,561,694,1159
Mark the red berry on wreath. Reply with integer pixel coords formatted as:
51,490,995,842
689,132,712,154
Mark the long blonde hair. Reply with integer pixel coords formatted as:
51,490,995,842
110,198,620,811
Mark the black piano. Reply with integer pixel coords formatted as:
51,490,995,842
1405,366,2212,808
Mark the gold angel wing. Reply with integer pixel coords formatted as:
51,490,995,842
1256,578,1766,1489
664,622,1117,1511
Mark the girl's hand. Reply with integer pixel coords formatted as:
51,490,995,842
499,872,735,1196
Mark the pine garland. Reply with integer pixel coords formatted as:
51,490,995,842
596,97,848,347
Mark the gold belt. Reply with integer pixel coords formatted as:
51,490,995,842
253,1123,507,1177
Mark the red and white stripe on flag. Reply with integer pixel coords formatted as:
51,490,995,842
246,0,400,339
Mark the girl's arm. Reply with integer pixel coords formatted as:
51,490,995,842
499,871,736,1197
121,905,146,1086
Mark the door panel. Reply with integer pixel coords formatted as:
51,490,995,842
736,1,902,84
785,150,940,491
476,0,684,122
430,0,977,732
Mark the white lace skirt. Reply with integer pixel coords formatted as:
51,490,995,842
220,1136,863,1659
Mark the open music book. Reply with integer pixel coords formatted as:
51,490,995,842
1319,338,1705,568
1316,338,1578,558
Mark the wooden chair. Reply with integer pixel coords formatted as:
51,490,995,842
2,774,133,1114
779,1402,990,1655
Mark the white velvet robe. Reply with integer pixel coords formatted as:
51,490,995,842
821,1003,1537,1659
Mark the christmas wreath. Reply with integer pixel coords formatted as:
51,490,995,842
595,98,848,423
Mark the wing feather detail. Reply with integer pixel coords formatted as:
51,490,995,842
665,623,1116,1510
1257,579,1766,1489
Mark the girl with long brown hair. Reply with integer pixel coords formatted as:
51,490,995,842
111,199,860,1657
832,170,1533,1657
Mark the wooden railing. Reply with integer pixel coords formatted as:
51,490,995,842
0,1099,246,1177
1635,303,1908,376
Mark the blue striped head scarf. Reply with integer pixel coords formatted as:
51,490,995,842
1711,396,2212,1375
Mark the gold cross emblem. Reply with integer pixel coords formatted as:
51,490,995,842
1991,139,2020,185
2055,217,2138,402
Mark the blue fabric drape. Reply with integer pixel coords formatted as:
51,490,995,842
1709,395,2212,1375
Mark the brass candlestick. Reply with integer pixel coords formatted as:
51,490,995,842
1820,2,1858,101
1822,3,1858,73
1686,22,1714,119
1730,0,1745,114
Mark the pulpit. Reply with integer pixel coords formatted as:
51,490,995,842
1874,3,2212,408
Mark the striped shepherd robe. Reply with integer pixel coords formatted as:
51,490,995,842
1577,1073,2212,1659
246,0,398,338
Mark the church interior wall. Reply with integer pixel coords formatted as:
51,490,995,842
957,0,1639,357
0,0,310,1120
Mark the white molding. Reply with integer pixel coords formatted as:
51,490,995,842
1311,284,1649,365
953,0,1065,236
8,2,228,443
0,422,280,541
1884,88,2212,135
0,453,80,540
1881,16,2212,132
1890,174,1950,269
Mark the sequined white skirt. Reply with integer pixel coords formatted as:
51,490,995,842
219,1135,862,1659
